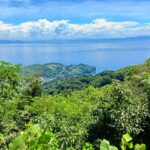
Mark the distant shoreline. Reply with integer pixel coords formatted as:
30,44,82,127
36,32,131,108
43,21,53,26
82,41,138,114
1,36,150,44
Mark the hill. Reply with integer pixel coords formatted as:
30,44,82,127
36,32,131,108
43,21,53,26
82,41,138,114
20,63,96,83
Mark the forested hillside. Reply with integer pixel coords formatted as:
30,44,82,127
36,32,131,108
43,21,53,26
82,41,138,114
21,63,96,81
0,59,150,150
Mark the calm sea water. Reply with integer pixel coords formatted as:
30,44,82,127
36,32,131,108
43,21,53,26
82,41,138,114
0,40,150,72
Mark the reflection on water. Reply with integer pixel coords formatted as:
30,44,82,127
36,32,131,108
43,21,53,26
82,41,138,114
0,40,150,72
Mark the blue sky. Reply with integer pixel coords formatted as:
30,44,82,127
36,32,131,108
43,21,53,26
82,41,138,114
0,0,150,40
1,0,150,24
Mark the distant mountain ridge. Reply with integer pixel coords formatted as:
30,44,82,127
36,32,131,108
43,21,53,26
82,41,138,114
1,36,150,44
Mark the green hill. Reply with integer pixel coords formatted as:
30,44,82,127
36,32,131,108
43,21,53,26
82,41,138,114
20,63,96,82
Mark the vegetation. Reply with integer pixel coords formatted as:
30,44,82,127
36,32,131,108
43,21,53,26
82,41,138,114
0,58,150,149
44,70,124,95
20,63,96,80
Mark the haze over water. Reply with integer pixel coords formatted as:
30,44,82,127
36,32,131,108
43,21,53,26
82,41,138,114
0,39,150,72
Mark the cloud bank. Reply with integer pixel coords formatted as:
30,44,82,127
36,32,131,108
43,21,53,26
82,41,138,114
0,19,150,40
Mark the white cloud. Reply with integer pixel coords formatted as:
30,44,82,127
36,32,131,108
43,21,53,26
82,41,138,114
0,18,150,40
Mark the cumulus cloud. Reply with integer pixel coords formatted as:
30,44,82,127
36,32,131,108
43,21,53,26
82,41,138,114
0,19,150,40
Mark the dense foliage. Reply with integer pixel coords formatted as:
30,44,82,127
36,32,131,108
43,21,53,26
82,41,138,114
20,63,96,80
0,58,150,149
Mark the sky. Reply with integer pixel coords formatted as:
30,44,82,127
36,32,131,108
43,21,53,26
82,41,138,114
0,0,150,40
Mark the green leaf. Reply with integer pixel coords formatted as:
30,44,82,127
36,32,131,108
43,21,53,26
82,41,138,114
9,135,26,150
0,133,5,144
122,133,132,143
82,143,94,150
134,144,146,150
121,133,133,150
110,146,118,150
128,142,133,149
28,124,41,136
100,140,110,150
100,139,118,150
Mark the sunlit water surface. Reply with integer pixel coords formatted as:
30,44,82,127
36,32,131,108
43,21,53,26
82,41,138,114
0,40,150,72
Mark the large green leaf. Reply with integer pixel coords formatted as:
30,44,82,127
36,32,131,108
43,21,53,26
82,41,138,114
122,133,132,143
9,135,26,150
100,140,118,150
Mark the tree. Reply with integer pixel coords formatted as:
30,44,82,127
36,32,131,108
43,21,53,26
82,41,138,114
0,61,21,101
88,81,149,146
23,73,43,98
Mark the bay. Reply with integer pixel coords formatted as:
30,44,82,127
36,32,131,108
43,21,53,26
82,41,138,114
0,39,150,72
